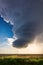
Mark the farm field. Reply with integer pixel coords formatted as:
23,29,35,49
0,54,43,65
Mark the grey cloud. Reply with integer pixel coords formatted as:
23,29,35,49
0,0,43,48
13,21,38,48
13,39,28,48
14,22,37,40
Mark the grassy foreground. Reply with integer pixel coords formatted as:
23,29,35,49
0,55,43,65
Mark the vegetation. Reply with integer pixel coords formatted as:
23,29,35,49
0,55,43,65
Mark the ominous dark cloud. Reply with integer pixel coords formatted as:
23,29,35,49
0,0,43,48
13,21,38,48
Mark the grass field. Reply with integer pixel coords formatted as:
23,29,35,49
0,54,43,65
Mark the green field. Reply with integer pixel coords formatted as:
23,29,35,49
0,54,43,65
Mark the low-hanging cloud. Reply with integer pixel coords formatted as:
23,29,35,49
0,0,43,48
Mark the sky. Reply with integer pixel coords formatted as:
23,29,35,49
0,0,43,54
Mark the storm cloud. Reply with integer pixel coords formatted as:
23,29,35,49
0,0,43,48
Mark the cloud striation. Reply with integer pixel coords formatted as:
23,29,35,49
0,0,43,48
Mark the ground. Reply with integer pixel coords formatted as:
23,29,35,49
0,54,43,65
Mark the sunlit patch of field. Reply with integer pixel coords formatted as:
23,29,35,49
0,54,43,65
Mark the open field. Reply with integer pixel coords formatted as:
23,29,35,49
0,54,43,65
